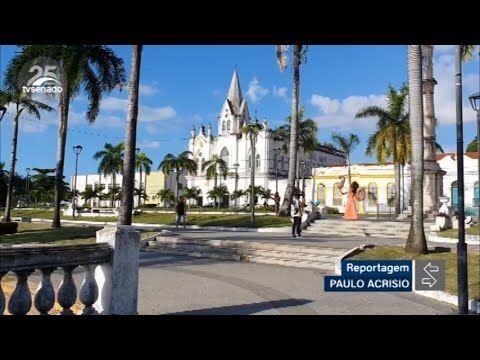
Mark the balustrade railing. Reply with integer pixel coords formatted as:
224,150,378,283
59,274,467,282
0,243,113,315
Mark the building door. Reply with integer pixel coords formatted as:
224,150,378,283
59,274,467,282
197,196,203,207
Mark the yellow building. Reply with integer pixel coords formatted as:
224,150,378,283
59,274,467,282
312,163,405,214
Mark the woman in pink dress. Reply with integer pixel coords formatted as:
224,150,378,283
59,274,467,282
340,181,359,221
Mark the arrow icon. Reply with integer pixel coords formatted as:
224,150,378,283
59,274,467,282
421,262,439,288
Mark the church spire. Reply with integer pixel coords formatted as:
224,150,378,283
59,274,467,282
227,69,243,108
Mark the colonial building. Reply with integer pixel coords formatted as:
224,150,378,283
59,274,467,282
186,70,347,206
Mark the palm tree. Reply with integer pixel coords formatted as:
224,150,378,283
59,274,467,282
0,89,54,222
405,45,427,254
93,142,124,208
79,184,105,209
276,45,307,216
6,45,126,228
330,132,360,187
30,168,57,206
356,84,411,217
118,45,142,225
231,189,247,206
159,151,197,201
135,151,152,207
201,155,228,189
157,188,175,210
183,186,201,209
107,185,122,207
207,185,229,210
243,121,264,226
273,106,319,186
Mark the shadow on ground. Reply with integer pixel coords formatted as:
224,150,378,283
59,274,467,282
165,298,313,315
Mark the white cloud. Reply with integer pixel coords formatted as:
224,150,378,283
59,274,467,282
273,85,288,100
139,83,159,96
139,140,161,149
310,94,386,130
100,96,176,123
246,77,270,103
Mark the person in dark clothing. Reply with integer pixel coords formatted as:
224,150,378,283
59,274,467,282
291,195,303,238
274,192,281,216
175,196,186,229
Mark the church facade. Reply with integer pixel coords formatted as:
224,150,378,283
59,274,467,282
186,70,347,207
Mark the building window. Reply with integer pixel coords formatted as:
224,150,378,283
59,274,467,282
368,183,378,207
387,183,395,207
256,154,261,169
475,181,479,206
227,120,231,131
333,183,342,206
222,121,226,133
220,147,229,168
317,184,326,206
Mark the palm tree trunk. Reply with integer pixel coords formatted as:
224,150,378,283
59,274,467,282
138,167,143,207
111,173,116,208
52,85,70,229
394,161,401,216
347,155,352,188
4,111,20,222
118,45,142,225
280,45,302,216
250,133,256,226
176,171,180,201
405,45,427,254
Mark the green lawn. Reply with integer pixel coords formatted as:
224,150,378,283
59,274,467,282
10,209,291,228
352,246,480,300
437,225,480,238
0,222,158,246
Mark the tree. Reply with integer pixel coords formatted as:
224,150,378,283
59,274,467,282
405,45,428,254
0,89,54,221
159,151,197,201
231,190,247,206
276,45,308,216
106,185,122,207
157,188,174,210
6,45,126,228
272,106,319,185
118,45,142,225
183,186,201,209
356,84,411,217
201,155,228,190
207,185,229,210
93,142,124,208
466,136,478,152
79,184,105,209
243,121,264,226
330,132,360,188
135,151,152,207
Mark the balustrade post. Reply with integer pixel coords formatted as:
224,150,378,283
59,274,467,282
94,225,140,315
34,267,56,315
57,266,77,315
0,272,6,315
79,265,98,315
8,270,34,315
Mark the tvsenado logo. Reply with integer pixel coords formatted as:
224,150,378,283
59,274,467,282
19,57,63,95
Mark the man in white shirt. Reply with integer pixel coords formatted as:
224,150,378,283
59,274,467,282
291,195,303,238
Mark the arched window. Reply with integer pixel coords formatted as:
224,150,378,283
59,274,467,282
220,147,229,168
317,184,326,206
333,183,342,206
227,120,231,131
221,121,226,133
368,183,378,207
387,183,395,207
256,154,261,169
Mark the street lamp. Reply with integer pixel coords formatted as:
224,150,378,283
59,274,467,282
273,148,281,194
0,105,6,122
135,147,141,207
300,160,306,202
468,92,480,216
233,163,239,207
25,168,31,207
72,145,83,219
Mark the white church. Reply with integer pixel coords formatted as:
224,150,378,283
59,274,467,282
186,70,347,207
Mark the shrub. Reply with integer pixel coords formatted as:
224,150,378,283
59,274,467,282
0,222,19,235
323,206,340,214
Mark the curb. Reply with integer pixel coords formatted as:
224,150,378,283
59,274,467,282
30,218,290,233
427,234,480,245
334,244,375,275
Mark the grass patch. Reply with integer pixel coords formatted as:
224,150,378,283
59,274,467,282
352,246,480,300
437,225,480,238
10,210,291,228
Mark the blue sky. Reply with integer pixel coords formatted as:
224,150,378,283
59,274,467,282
0,45,478,182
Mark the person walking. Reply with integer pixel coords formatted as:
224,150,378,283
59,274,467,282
175,196,186,229
274,192,281,216
291,195,303,238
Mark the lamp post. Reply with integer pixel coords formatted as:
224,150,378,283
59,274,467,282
25,168,31,207
135,147,140,208
233,163,239,207
469,92,480,217
300,160,306,202
455,46,468,314
72,145,83,219
0,105,6,164
273,148,281,194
